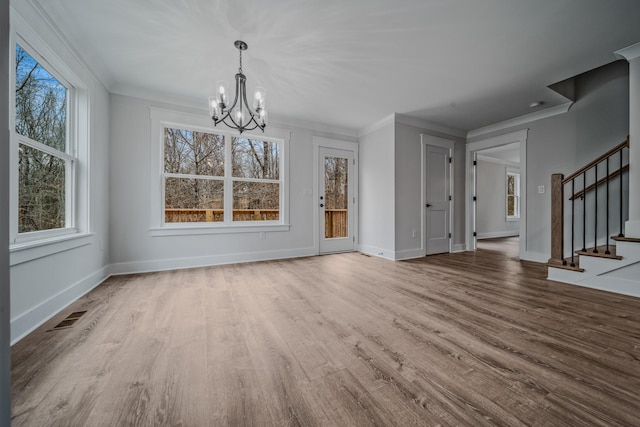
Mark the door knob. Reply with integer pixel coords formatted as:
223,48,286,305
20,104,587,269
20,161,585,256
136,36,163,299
320,204,324,207
426,203,432,207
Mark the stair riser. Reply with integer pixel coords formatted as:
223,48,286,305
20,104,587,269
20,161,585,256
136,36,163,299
615,241,640,258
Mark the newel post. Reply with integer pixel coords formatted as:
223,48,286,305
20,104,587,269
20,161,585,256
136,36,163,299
549,173,565,265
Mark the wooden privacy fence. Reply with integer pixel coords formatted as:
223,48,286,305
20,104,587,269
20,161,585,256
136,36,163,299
165,208,279,223
165,208,348,237
325,209,347,238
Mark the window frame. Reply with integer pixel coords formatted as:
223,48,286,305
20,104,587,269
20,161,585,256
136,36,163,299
506,169,520,221
149,107,290,236
9,12,92,263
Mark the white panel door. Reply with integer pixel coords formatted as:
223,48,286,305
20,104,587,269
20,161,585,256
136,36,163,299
319,147,355,254
426,145,450,255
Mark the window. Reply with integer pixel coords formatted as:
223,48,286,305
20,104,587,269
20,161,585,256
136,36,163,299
12,42,76,240
152,107,289,233
506,171,520,219
231,137,281,221
164,128,225,223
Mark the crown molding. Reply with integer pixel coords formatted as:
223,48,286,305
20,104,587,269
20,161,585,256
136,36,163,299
357,114,395,138
467,102,573,140
615,42,640,61
394,113,467,138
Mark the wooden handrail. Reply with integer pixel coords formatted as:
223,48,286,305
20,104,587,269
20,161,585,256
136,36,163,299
568,165,629,200
562,137,629,184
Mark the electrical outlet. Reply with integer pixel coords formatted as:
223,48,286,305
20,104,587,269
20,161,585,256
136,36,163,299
411,229,417,238
538,185,545,194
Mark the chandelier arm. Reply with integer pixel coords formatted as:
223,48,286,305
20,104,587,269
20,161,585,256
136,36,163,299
241,84,259,118
217,112,264,134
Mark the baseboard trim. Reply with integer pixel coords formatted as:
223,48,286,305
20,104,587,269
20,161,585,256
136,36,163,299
394,249,425,260
11,265,110,345
477,231,520,239
357,244,395,261
452,244,466,253
109,247,317,276
520,251,549,263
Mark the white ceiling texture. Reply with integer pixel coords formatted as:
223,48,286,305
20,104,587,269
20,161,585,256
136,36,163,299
35,0,640,134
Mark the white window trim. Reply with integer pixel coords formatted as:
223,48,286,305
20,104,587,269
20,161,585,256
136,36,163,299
149,107,291,236
506,168,520,221
9,10,92,262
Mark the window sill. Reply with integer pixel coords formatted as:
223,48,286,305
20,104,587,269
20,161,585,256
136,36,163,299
10,232,94,266
506,217,520,222
150,223,291,237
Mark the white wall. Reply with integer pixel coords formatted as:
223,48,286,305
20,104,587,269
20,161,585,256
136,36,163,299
109,94,357,273
358,118,396,258
469,60,629,260
476,160,520,238
1,0,11,421
9,2,112,343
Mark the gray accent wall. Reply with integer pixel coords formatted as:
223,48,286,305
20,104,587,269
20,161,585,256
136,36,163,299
1,0,11,422
469,60,629,260
394,120,466,254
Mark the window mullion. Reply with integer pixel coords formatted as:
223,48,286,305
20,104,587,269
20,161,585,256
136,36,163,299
164,172,223,181
17,135,74,162
224,135,233,223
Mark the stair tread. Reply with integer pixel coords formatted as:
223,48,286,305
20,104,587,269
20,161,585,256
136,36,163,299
612,235,640,243
547,257,584,272
575,245,622,260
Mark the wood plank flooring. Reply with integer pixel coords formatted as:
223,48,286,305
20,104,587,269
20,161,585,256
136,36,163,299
11,245,640,426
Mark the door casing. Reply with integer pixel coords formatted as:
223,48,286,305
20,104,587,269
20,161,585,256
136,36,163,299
313,137,358,255
421,134,455,256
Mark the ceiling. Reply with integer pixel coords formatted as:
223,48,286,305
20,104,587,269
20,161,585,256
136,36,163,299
34,0,640,134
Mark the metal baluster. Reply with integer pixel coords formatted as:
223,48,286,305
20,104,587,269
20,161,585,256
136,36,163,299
593,163,598,253
582,171,587,252
605,157,610,254
571,179,576,267
619,149,624,237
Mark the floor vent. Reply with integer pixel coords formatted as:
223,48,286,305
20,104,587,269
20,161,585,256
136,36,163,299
49,310,87,331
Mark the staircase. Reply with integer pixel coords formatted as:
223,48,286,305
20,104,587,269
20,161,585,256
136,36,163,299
547,137,640,298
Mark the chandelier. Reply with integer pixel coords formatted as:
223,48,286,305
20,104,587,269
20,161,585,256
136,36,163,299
209,40,267,134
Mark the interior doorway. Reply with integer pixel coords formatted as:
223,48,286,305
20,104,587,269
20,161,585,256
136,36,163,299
474,142,521,246
466,130,528,259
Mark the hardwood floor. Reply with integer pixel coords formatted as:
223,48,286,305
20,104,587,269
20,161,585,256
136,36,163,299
476,236,520,259
11,248,640,426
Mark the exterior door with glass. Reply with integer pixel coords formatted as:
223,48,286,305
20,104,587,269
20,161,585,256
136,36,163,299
319,147,355,254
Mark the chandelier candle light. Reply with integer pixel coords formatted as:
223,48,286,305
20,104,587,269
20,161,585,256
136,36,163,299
209,40,267,134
